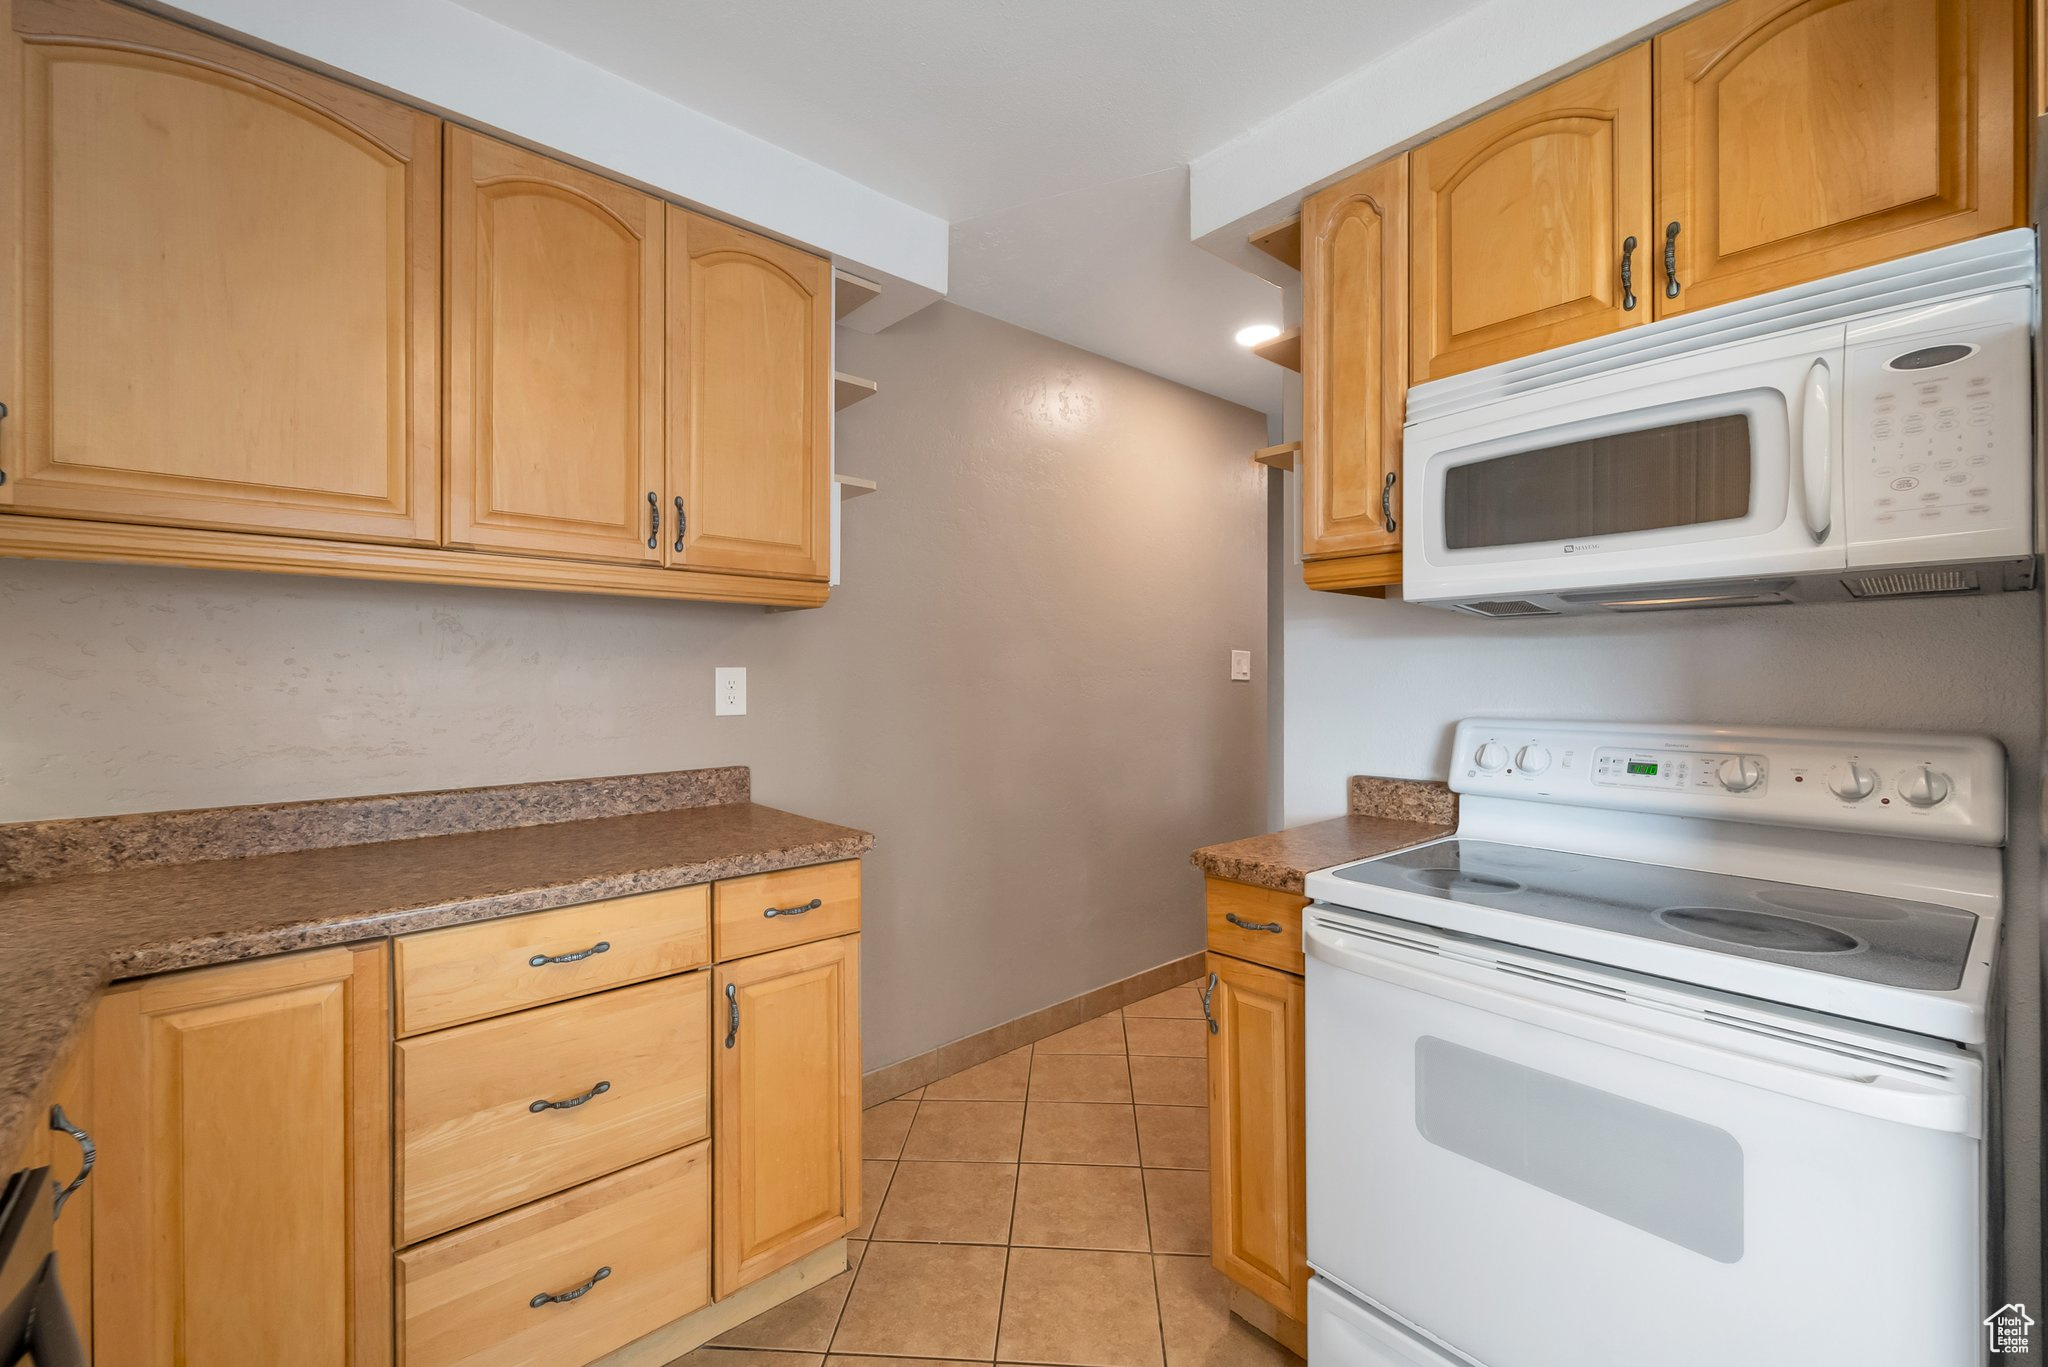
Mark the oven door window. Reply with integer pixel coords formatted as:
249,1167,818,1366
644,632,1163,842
1443,413,1753,551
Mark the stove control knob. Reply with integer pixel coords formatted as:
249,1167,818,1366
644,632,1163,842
1515,745,1553,774
1474,742,1510,772
1715,755,1765,793
1897,765,1953,808
1827,763,1879,801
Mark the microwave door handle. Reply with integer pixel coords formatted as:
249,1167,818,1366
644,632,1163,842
1800,358,1833,543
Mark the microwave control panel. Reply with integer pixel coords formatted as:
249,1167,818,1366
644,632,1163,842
1843,287,2032,563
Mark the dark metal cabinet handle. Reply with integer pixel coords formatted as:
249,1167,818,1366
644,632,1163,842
725,982,740,1049
1380,472,1398,534
1225,912,1284,935
646,491,661,550
530,941,609,968
48,1104,93,1217
530,1265,611,1309
1663,221,1682,299
673,495,686,553
529,1080,610,1113
1620,234,1638,311
0,399,9,486
764,898,822,919
1200,972,1219,1036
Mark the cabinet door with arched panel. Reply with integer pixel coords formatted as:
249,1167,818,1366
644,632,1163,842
0,0,440,543
1654,0,2024,316
667,209,832,581
444,128,665,564
1410,45,1653,382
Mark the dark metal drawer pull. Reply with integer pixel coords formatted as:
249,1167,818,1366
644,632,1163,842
1200,971,1219,1036
725,982,740,1048
529,1080,610,1114
48,1104,93,1217
530,941,610,967
530,1265,611,1309
764,898,823,919
1225,912,1284,934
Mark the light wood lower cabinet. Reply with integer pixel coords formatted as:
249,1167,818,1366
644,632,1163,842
396,1144,711,1367
714,934,861,1297
92,945,392,1367
1205,949,1308,1325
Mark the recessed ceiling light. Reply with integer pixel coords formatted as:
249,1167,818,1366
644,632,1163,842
1234,323,1282,348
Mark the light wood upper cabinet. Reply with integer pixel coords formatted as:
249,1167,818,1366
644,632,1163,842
1206,950,1307,1322
444,128,665,563
1301,157,1408,562
668,209,832,581
1411,45,1653,381
92,945,392,1367
1654,0,2024,315
714,934,860,1297
0,0,439,543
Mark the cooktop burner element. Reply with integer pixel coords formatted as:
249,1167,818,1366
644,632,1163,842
1331,836,1976,991
1653,905,1861,954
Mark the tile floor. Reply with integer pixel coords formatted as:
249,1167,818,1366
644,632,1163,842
669,980,1301,1367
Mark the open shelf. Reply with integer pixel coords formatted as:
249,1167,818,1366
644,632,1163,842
1252,441,1300,472
1251,327,1301,373
1247,213,1302,272
834,371,879,411
834,473,878,499
834,268,883,320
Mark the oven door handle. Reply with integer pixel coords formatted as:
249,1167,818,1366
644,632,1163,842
1304,924,1974,1134
1799,357,1833,543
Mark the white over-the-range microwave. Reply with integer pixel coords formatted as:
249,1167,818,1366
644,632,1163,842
1401,230,2039,616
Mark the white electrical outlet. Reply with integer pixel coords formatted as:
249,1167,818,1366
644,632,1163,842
715,667,747,716
1230,649,1252,682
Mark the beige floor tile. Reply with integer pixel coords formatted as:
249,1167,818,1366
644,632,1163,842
899,1100,1026,1162
1123,1017,1207,1058
870,1161,1017,1244
1036,1010,1127,1055
1142,1168,1209,1255
1153,1255,1300,1367
1021,1101,1140,1166
851,1161,895,1241
1010,1163,1150,1251
997,1247,1163,1367
1123,985,1205,1019
711,1260,857,1352
1029,1052,1133,1103
830,1359,988,1367
1135,1106,1209,1170
669,1350,823,1367
830,1241,1008,1358
894,1086,927,1102
862,1099,918,1159
923,1047,1032,1102
1128,1055,1208,1107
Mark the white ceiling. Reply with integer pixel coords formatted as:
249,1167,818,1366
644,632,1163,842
449,0,1495,414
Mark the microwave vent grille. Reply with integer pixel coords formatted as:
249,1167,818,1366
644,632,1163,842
1454,599,1558,618
1844,569,1980,599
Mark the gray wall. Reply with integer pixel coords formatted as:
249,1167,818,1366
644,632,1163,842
0,301,1272,1070
1274,502,2044,1314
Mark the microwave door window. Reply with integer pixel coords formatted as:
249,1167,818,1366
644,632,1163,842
1444,414,1754,550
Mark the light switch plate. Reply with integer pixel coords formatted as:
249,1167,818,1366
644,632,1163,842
715,667,746,716
1230,650,1252,682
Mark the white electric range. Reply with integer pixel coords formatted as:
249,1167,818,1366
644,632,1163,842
1300,719,2004,1367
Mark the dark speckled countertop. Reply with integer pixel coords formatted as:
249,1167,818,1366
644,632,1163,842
0,769,870,1170
1189,775,1457,894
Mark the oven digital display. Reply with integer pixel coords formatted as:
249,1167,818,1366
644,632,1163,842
1627,760,1659,776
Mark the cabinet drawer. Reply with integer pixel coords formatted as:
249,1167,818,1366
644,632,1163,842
395,885,710,1036
1205,879,1308,975
397,974,710,1244
713,860,861,960
398,1143,711,1367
